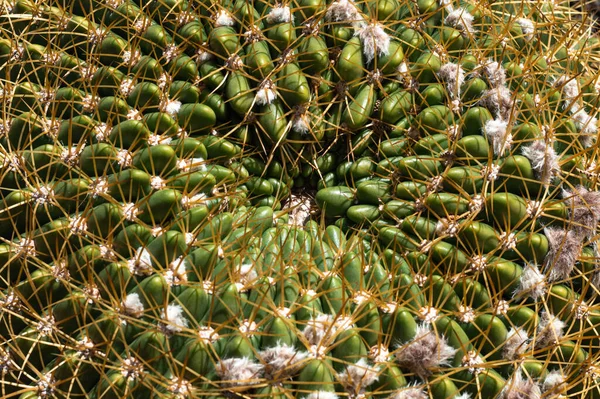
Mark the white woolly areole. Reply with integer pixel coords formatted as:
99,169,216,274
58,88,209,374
555,76,580,111
484,118,512,156
160,98,182,116
127,247,153,276
516,18,535,41
502,327,529,360
267,5,293,24
337,359,379,395
563,186,600,238
454,394,471,399
535,312,565,348
326,0,363,24
216,357,264,387
438,62,465,98
395,324,456,378
259,344,307,377
501,372,541,399
121,293,144,318
356,23,390,64
480,86,514,121
521,140,560,185
303,314,337,347
544,227,581,282
255,79,278,106
514,264,546,300
214,9,235,26
542,370,566,393
483,61,507,88
445,8,475,35
165,257,189,286
306,392,339,399
160,304,189,334
388,387,428,399
571,108,598,146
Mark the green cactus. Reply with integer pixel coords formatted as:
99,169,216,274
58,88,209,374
2,0,600,398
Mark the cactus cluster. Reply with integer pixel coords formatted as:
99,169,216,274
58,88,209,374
2,0,600,398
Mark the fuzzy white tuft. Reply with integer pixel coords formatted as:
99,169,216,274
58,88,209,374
461,351,484,374
255,79,278,106
483,61,507,88
544,227,582,282
454,394,471,399
516,18,535,41
127,247,153,276
514,264,546,300
571,108,598,147
502,327,529,360
501,372,541,399
480,86,514,120
388,386,428,399
160,98,182,116
438,62,465,98
483,118,512,156
165,257,189,286
306,392,339,399
337,359,379,396
303,314,337,347
555,76,580,111
216,358,264,388
395,324,456,378
445,8,475,35
160,304,189,334
535,312,565,349
563,186,600,238
259,344,308,377
326,0,363,24
521,140,560,185
542,370,566,394
356,23,390,63
267,5,293,24
214,9,235,27
121,293,144,318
